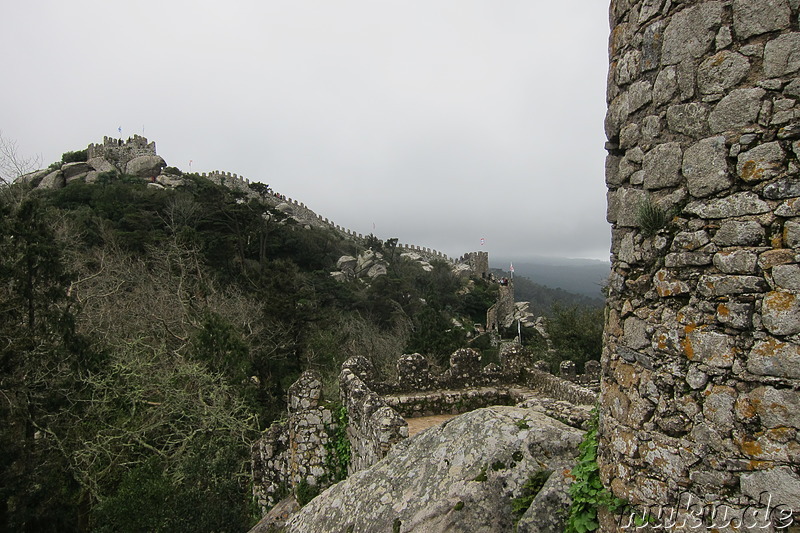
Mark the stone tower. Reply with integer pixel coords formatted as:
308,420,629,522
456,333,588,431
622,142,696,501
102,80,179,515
603,0,800,526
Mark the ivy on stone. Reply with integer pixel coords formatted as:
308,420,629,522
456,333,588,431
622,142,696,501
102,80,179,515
565,408,626,533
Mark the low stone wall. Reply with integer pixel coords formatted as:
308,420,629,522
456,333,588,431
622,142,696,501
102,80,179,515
251,371,337,513
339,346,599,475
253,347,601,516
339,357,409,475
523,367,598,407
384,387,531,419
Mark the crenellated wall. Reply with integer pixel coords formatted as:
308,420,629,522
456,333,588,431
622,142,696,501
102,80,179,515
251,371,337,514
253,345,600,515
86,135,157,169
602,0,800,526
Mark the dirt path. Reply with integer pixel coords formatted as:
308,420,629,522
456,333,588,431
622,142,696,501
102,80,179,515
405,414,458,438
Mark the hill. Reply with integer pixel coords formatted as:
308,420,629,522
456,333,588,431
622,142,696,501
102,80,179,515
0,136,605,532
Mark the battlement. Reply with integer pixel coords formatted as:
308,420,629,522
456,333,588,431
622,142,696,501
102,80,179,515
456,251,489,278
251,345,598,514
86,135,157,165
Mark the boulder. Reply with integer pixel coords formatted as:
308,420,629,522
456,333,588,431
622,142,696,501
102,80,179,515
336,255,358,275
36,169,65,190
87,157,117,173
284,407,583,533
125,154,166,178
15,168,51,185
155,174,185,188
61,161,91,180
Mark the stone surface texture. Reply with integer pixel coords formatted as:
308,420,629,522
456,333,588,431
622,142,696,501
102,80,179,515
605,0,800,524
284,407,583,533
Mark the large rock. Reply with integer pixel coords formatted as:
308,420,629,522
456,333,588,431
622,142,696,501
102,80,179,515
36,169,65,190
125,154,166,178
284,407,583,533
14,168,51,186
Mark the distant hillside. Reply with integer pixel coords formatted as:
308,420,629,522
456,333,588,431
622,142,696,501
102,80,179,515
492,256,610,300
489,269,603,315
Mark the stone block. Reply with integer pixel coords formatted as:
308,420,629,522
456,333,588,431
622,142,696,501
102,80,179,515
764,32,800,78
737,142,786,183
641,19,665,71
785,220,800,248
643,142,683,189
683,329,736,367
654,66,678,107
616,50,642,86
733,0,791,40
664,252,713,267
698,274,768,296
741,467,800,513
708,88,766,133
712,220,765,246
713,250,759,274
702,385,736,428
764,177,800,200
773,264,800,290
624,317,650,350
750,386,800,428
661,2,723,65
628,80,653,114
716,301,754,329
698,51,750,95
775,198,800,217
682,136,731,198
758,249,796,269
748,337,800,378
762,290,800,335
654,269,692,297
607,187,646,226
666,103,710,137
686,192,770,219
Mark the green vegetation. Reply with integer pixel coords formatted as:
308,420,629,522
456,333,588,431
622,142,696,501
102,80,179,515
565,409,626,533
0,166,512,531
324,403,351,483
637,195,669,237
473,465,488,482
511,470,552,526
295,480,320,507
61,149,88,164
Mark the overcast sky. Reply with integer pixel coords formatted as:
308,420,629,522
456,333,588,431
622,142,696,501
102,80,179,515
1,1,611,262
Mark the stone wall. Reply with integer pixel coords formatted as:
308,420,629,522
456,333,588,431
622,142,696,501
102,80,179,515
251,371,336,513
487,282,516,331
86,135,157,170
339,346,599,474
253,348,600,513
602,0,800,524
339,357,409,475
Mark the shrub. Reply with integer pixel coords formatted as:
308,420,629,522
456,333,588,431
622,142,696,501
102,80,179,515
61,149,88,164
637,196,668,237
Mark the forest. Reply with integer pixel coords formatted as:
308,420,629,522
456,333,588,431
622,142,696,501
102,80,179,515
0,146,602,532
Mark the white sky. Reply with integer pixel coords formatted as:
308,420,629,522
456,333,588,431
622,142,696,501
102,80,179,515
1,1,611,262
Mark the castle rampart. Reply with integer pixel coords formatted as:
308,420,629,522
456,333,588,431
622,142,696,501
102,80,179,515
252,345,599,515
602,0,800,525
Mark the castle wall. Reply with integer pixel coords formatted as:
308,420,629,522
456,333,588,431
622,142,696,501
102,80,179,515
602,0,800,524
251,371,336,513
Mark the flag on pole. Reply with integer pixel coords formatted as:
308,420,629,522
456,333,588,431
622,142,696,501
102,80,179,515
118,126,122,134
510,262,514,278
480,238,485,246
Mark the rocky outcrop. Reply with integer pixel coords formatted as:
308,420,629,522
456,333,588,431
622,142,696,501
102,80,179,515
125,154,166,178
284,406,583,533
